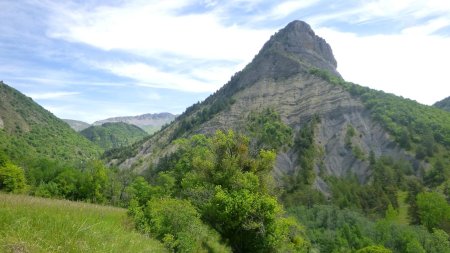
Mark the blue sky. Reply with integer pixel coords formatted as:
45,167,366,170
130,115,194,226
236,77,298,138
1,0,450,123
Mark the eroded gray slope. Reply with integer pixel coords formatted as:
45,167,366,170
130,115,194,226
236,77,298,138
111,20,417,189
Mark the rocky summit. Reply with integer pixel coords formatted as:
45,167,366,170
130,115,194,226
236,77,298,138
260,20,339,76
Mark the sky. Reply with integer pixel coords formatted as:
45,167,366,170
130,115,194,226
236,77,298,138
1,0,450,123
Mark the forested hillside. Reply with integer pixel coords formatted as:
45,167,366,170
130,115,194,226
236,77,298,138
0,81,101,166
81,122,148,150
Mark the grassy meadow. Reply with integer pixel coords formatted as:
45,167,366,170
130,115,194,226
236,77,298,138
0,193,167,253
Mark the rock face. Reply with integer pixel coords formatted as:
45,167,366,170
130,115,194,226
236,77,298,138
197,74,409,183
111,20,414,189
93,113,176,134
434,96,450,112
260,20,338,76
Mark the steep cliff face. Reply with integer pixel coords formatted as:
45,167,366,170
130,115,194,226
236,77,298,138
195,74,411,183
111,21,415,189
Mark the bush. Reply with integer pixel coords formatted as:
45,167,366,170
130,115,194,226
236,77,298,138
0,162,27,193
416,191,450,231
144,198,230,253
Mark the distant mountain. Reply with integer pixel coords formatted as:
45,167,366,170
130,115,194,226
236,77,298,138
93,113,176,134
81,122,148,150
0,81,101,165
433,96,450,112
63,119,90,131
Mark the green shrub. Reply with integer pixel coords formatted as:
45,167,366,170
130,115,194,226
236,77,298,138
416,191,450,231
247,108,293,151
145,198,230,253
0,162,27,192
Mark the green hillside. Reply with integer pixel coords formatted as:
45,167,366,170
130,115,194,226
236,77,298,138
81,122,148,150
0,192,167,253
0,82,101,166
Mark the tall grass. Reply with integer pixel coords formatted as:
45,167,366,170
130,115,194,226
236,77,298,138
0,193,167,253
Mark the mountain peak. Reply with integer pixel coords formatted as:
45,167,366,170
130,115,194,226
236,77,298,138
259,20,339,76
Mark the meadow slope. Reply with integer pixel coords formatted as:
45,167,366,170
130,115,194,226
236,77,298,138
0,193,167,253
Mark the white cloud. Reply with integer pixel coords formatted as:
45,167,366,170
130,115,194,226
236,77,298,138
306,0,450,105
26,91,80,100
43,0,275,93
4,0,450,124
93,61,220,92
48,1,273,62
402,17,450,36
267,0,320,20
315,26,450,105
308,0,450,27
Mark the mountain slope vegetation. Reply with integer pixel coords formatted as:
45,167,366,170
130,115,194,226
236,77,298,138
81,122,148,150
0,81,101,166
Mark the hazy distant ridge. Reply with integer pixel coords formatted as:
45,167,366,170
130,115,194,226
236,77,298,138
93,113,177,134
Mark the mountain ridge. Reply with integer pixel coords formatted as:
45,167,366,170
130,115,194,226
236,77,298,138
107,20,415,185
63,119,90,131
0,81,101,164
81,122,148,150
93,112,176,134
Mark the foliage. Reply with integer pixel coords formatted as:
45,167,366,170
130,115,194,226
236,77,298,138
0,83,101,168
171,97,236,140
294,117,319,186
324,156,418,216
144,197,230,253
129,131,309,252
290,204,450,253
0,192,167,253
0,161,27,193
280,116,327,208
290,205,374,252
416,191,450,231
25,158,117,204
81,122,148,150
247,108,293,151
310,68,450,185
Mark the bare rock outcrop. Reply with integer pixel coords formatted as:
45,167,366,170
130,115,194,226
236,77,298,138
112,20,417,191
